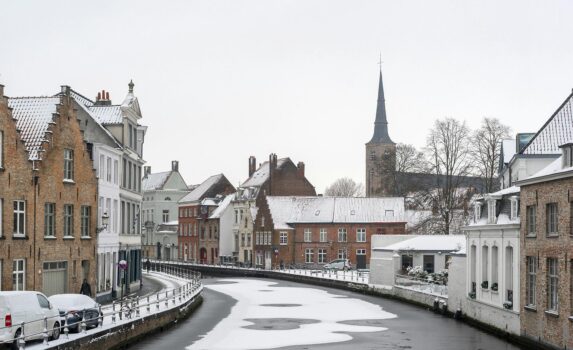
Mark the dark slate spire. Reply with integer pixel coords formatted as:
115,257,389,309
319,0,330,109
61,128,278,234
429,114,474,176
368,69,394,144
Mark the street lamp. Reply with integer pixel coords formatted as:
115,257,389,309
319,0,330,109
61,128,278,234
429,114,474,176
96,212,109,233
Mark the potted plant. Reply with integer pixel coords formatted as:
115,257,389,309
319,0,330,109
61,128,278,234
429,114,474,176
491,282,498,291
481,280,488,289
468,291,476,299
503,301,513,309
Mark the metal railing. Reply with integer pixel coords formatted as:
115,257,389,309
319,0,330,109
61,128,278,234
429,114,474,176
1,268,202,349
394,273,448,296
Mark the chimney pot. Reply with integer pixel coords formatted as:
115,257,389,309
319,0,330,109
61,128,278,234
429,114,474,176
172,160,179,172
97,92,101,100
248,156,256,177
105,92,109,100
297,162,305,178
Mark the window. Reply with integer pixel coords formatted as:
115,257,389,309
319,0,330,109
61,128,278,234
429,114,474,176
37,294,50,309
474,203,482,222
106,157,112,182
402,254,413,270
234,210,239,224
337,249,347,259
0,198,3,237
279,232,288,245
510,197,519,220
487,200,496,224
304,228,312,242
357,249,366,255
423,255,435,274
319,228,327,242
526,205,536,236
318,249,327,263
261,216,265,227
13,200,25,236
12,259,25,291
337,228,347,242
356,228,366,242
44,203,55,237
64,149,74,180
546,203,558,236
99,155,105,179
470,245,476,292
547,258,559,312
113,160,118,184
162,210,169,223
491,246,498,287
482,245,488,285
81,206,91,237
526,256,537,307
63,204,74,237
305,248,313,263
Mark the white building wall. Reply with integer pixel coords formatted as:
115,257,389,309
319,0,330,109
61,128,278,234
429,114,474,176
449,254,520,335
93,144,122,301
218,203,235,258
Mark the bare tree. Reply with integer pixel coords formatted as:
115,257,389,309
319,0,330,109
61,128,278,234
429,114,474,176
472,118,511,193
394,143,429,196
424,118,474,234
324,178,365,197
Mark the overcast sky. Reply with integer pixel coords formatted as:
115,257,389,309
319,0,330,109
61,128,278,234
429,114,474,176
2,0,573,193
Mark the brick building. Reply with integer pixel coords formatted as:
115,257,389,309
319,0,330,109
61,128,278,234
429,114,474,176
0,85,98,295
517,142,573,349
178,174,234,263
233,154,316,266
254,196,406,269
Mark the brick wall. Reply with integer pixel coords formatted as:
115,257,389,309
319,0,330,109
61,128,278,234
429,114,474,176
520,177,573,349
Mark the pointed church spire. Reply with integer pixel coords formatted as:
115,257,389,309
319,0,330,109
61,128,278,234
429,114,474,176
368,69,394,144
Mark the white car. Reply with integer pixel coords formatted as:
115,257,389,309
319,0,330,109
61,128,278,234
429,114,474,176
49,294,100,332
0,291,60,348
323,259,352,271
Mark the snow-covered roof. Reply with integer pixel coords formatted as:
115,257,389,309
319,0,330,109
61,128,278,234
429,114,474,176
210,194,234,219
266,196,406,230
201,198,218,206
8,96,59,160
143,171,171,191
487,185,520,197
241,158,289,187
522,92,573,155
179,174,226,203
89,105,123,124
373,235,465,252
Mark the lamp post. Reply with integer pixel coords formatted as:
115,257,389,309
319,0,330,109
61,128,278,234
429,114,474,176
96,212,109,233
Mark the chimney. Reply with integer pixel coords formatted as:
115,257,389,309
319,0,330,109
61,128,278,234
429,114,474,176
94,89,112,106
144,166,151,177
248,156,256,177
0,84,4,98
297,162,305,178
171,160,179,172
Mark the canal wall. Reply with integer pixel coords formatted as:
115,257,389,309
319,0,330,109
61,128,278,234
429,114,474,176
158,262,559,350
43,294,203,350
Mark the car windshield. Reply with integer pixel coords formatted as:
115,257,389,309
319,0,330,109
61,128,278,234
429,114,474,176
49,294,95,310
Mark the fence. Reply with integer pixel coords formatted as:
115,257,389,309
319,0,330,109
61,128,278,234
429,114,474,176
394,273,448,296
4,268,202,349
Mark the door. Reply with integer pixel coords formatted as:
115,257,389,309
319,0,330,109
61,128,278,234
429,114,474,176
42,262,68,296
200,248,207,264
423,255,435,273
356,252,367,269
264,251,272,270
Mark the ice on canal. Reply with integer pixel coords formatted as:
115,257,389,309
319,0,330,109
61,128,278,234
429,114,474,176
187,279,396,350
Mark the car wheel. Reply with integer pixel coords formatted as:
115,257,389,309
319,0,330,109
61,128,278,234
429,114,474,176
11,329,21,350
51,322,60,340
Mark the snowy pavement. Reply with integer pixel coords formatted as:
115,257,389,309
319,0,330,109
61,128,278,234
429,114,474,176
25,271,202,350
187,279,396,350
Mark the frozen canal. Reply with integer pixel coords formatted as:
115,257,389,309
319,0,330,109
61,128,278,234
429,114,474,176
135,278,525,350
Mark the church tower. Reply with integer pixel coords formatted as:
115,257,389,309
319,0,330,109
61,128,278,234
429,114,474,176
365,69,396,197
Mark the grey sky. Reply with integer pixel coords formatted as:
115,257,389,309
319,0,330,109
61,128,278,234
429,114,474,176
1,0,573,193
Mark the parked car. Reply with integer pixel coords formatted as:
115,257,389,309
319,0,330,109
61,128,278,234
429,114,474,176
0,291,60,349
323,259,351,271
48,294,100,333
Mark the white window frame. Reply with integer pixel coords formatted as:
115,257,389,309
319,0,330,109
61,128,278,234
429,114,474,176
63,204,74,237
106,157,112,182
547,258,559,312
64,149,74,181
12,259,25,291
318,248,327,263
319,228,327,242
162,210,169,223
546,203,558,236
337,249,347,259
13,200,25,237
356,228,366,242
279,231,288,245
304,248,313,263
44,203,55,237
526,205,536,236
487,199,496,224
356,248,366,255
81,206,91,237
337,228,347,242
526,256,536,307
0,130,3,169
304,228,312,242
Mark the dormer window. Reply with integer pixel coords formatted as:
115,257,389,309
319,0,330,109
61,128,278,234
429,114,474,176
562,145,573,168
509,196,519,220
474,202,482,223
487,199,496,224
